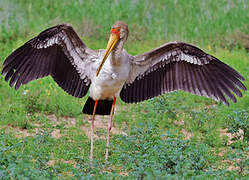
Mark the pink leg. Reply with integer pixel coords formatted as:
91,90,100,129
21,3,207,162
90,100,98,160
105,96,116,161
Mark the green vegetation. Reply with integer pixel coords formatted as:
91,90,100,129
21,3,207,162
0,0,248,179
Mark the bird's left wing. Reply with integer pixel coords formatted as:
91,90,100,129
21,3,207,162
120,42,247,105
2,24,99,98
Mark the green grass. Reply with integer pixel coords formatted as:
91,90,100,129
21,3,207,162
0,0,249,179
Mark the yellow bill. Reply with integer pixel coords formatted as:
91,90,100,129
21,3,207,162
96,33,119,76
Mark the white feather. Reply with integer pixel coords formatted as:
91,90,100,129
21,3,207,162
89,50,130,100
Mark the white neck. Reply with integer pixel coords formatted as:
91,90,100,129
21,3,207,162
111,40,124,66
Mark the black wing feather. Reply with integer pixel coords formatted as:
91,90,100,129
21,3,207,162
120,42,246,106
1,24,92,98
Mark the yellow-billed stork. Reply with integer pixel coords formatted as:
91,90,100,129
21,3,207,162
1,21,247,161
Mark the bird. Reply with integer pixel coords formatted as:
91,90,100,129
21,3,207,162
1,21,247,161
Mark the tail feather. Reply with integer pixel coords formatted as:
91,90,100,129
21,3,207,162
82,97,113,115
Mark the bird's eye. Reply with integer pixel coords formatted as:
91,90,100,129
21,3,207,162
111,27,121,34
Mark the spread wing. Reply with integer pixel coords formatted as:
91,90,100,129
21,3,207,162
1,24,98,98
120,42,247,105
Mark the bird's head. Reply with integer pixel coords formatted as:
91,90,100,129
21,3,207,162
96,21,129,76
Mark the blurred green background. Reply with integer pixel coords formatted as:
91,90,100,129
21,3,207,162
1,0,249,46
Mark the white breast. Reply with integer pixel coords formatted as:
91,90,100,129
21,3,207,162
89,50,130,100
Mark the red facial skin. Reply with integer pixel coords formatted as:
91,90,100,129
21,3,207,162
111,27,120,39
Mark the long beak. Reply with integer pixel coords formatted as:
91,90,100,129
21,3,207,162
96,33,119,76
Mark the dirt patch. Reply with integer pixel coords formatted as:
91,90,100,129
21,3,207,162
174,120,184,126
47,114,57,122
64,116,76,128
1,113,77,138
181,128,192,139
221,159,241,172
46,114,60,126
47,159,76,167
120,171,129,176
1,124,39,138
46,114,76,128
47,160,56,166
51,129,62,139
219,128,244,145
15,129,37,138
82,115,127,140
214,148,227,157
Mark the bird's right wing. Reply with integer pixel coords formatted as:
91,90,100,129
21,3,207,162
2,24,99,98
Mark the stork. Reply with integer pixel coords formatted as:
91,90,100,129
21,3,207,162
1,21,247,161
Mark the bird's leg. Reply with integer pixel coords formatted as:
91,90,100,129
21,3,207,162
90,100,98,161
105,96,116,161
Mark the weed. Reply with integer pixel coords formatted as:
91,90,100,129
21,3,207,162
226,110,249,142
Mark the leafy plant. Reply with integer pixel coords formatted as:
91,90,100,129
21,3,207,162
226,109,249,142
111,125,215,178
